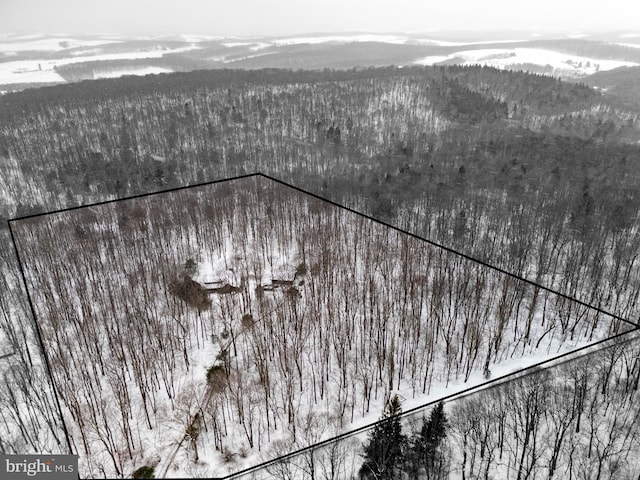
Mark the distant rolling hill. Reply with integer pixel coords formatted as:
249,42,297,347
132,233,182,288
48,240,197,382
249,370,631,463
581,65,640,109
2,32,640,92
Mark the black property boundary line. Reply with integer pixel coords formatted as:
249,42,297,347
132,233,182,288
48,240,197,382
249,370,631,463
7,172,640,478
8,172,260,222
260,173,639,330
6,172,260,460
224,328,640,480
6,223,74,455
9,171,637,329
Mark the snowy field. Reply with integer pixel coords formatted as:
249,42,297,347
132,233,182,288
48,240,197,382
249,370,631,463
267,34,531,47
0,34,122,53
271,34,414,45
220,41,271,50
93,67,173,79
619,42,640,49
414,47,638,77
0,46,197,85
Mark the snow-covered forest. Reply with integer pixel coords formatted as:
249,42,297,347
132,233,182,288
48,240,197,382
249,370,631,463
1,64,640,478
234,329,640,480
11,175,629,477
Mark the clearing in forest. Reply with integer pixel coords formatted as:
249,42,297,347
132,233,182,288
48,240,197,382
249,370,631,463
9,173,632,478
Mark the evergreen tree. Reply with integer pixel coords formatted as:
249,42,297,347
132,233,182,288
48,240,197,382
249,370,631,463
360,394,406,479
406,401,449,479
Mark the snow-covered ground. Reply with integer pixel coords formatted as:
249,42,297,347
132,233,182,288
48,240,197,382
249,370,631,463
418,38,527,47
618,42,640,49
221,41,272,51
220,51,278,63
2,33,637,87
93,67,173,79
267,34,529,47
251,330,640,480
0,46,198,84
0,62,65,84
177,34,225,43
0,35,122,53
272,34,412,45
11,175,630,479
414,47,638,77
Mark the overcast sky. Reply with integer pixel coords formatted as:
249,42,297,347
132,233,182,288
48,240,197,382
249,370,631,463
1,0,638,37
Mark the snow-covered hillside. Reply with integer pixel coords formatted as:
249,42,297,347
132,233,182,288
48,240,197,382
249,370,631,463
271,34,414,45
93,67,172,79
0,45,197,84
2,32,640,88
0,34,122,53
414,47,638,78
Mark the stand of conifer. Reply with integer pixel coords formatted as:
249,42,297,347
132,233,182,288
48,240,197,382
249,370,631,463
359,394,406,479
406,401,449,479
